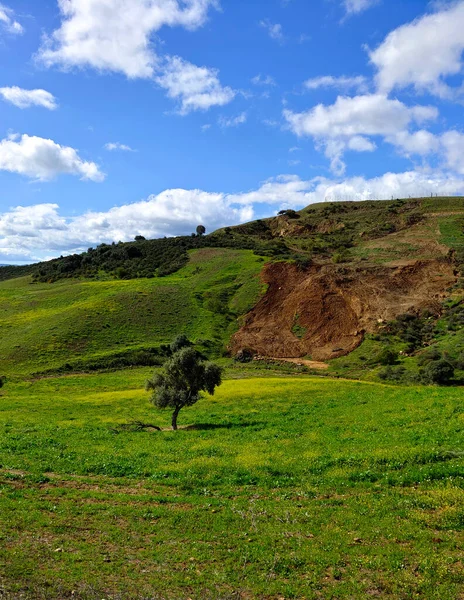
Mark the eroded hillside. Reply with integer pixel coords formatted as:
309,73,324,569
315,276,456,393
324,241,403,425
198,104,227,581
231,197,464,365
232,259,457,360
1,196,463,379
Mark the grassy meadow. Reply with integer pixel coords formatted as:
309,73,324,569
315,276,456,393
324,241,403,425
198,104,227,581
1,199,464,598
1,371,464,599
0,249,264,377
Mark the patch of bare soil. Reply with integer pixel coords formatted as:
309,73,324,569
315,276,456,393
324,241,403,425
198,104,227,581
231,259,457,361
268,357,329,370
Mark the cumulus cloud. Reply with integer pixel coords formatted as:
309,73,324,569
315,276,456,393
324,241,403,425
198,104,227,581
105,142,135,152
304,75,369,93
2,170,463,262
441,130,464,174
0,3,23,34
0,87,58,110
386,129,464,173
370,1,464,98
37,0,234,114
284,94,437,139
347,135,377,152
343,0,379,15
156,56,236,114
388,130,441,157
284,94,438,173
0,191,252,261
37,0,218,78
260,19,284,42
0,134,104,182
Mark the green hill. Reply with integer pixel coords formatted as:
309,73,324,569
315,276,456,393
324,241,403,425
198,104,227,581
1,196,463,382
0,249,264,377
2,198,464,599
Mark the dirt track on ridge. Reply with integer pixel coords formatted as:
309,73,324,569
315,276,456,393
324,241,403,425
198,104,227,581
231,259,457,361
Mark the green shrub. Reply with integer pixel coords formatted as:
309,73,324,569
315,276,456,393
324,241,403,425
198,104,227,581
378,366,406,382
417,348,442,367
422,360,455,385
375,348,399,366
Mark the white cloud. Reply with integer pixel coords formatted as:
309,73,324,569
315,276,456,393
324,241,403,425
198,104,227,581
347,135,377,152
284,94,438,173
343,0,379,15
310,170,464,202
37,0,218,78
304,75,369,93
441,130,464,174
0,3,23,34
1,170,463,262
251,74,276,86
0,87,58,110
260,19,284,42
105,142,135,152
370,1,464,98
219,112,247,128
0,191,253,261
284,94,437,139
37,0,234,114
0,134,105,182
387,129,464,173
156,56,236,114
388,130,440,157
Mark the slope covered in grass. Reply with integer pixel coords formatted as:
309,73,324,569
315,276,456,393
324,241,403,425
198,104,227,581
1,372,464,598
0,249,265,377
1,197,463,382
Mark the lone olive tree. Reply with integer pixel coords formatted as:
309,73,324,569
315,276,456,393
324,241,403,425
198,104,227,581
196,225,206,236
145,343,223,430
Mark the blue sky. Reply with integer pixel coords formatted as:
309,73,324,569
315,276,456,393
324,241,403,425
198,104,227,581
1,0,464,263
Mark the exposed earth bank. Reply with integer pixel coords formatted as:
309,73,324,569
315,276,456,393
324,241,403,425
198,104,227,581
231,259,457,361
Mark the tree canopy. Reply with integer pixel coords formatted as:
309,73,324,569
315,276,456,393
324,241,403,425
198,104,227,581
146,345,223,430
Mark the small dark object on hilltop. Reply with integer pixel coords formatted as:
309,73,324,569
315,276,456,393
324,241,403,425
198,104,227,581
278,209,301,219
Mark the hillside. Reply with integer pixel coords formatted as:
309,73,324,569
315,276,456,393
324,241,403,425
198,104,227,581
1,196,463,382
0,249,264,377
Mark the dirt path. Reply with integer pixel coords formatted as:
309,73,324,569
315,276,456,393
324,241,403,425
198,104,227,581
272,357,329,370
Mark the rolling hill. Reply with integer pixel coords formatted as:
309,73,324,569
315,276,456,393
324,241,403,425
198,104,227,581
1,196,463,383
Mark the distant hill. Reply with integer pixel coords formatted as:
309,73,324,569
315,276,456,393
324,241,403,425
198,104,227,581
1,196,463,384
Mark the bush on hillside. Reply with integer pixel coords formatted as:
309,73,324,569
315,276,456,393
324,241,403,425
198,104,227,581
421,359,455,385
455,351,464,370
375,348,399,366
235,348,255,363
378,366,406,382
170,335,192,354
417,348,442,366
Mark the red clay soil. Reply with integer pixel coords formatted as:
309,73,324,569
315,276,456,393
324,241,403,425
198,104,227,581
231,259,457,361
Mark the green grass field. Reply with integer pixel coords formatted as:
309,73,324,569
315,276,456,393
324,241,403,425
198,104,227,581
1,370,464,599
2,199,464,599
0,249,265,377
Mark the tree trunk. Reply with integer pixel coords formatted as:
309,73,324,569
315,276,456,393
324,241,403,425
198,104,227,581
172,406,181,431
